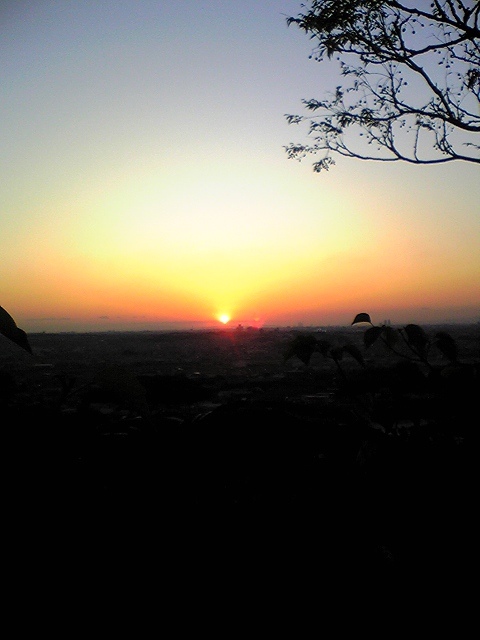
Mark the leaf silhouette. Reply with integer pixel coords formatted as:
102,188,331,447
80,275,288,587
383,325,399,348
330,346,344,361
364,326,383,348
284,334,317,365
315,339,332,357
0,306,17,334
342,344,365,367
0,306,32,354
352,313,371,325
435,332,458,363
404,324,428,350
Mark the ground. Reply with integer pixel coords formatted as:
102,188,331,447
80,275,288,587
2,324,478,593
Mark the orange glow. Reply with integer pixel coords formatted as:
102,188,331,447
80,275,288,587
218,314,231,325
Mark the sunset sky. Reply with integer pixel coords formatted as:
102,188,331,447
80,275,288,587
2,0,479,332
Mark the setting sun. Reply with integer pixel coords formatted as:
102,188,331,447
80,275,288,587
218,314,231,325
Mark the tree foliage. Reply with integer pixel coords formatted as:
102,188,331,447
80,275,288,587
285,0,480,170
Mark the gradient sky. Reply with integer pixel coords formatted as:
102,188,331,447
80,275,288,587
2,0,479,332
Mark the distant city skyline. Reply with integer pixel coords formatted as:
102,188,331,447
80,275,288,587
22,304,480,333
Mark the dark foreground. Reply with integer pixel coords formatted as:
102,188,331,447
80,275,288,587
2,326,478,604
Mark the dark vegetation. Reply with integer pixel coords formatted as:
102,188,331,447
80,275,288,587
2,305,478,590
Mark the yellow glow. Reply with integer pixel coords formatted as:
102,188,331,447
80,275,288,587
5,153,479,332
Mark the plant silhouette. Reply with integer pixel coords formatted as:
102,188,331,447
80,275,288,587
285,311,477,434
0,305,32,354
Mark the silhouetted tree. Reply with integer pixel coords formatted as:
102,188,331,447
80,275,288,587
285,1,480,170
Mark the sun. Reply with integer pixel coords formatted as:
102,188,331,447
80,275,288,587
218,313,231,325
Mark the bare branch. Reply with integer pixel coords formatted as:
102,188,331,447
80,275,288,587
285,0,480,169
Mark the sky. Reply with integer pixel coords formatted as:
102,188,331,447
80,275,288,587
1,0,479,333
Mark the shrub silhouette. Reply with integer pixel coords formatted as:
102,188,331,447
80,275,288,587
285,312,478,435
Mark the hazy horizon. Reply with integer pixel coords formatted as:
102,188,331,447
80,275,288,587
2,1,479,333
21,304,480,334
